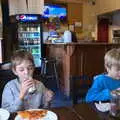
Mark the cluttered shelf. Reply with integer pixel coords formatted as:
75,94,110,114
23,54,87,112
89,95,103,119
44,41,120,45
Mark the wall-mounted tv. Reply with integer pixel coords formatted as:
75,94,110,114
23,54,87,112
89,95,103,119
43,4,67,19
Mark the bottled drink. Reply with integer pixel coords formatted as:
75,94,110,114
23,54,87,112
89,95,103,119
63,30,72,43
28,85,36,94
24,75,36,94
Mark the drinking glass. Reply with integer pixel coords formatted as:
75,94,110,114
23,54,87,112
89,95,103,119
24,75,36,94
110,90,120,117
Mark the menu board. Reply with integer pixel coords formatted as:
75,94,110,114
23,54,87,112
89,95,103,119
8,0,44,15
9,0,27,15
28,0,44,14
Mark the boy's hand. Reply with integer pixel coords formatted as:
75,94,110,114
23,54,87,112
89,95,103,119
44,90,54,107
45,90,54,102
19,79,34,100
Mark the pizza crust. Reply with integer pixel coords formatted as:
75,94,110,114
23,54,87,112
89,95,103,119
17,110,48,120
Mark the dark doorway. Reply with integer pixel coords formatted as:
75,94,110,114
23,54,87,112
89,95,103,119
97,18,109,42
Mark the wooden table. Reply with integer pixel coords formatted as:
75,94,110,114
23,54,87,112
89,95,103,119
73,104,100,120
9,103,116,120
9,107,82,120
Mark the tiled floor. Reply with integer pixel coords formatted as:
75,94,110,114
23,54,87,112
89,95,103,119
41,75,84,108
50,87,86,108
41,76,73,108
43,78,86,108
51,89,73,108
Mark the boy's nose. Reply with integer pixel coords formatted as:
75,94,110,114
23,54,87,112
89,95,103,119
24,68,29,74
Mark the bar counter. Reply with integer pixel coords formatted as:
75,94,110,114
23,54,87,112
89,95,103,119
45,42,120,96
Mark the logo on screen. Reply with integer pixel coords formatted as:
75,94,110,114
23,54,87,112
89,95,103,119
16,15,38,21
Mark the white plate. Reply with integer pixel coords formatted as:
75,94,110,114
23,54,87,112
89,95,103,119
95,101,110,112
15,109,58,120
0,108,10,120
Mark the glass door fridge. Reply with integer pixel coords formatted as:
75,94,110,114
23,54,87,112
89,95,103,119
16,14,43,67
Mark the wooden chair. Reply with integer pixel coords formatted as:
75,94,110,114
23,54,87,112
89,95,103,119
70,75,93,104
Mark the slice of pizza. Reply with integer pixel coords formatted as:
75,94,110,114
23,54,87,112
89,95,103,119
17,109,48,120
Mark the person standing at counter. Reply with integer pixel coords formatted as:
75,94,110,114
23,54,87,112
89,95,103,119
2,50,53,112
86,48,120,103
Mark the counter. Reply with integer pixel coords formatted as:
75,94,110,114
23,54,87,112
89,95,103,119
45,42,120,96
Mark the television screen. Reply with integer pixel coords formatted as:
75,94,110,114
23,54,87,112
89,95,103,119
43,4,67,18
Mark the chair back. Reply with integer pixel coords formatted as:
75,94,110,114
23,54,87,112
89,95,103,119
70,75,93,104
0,69,17,107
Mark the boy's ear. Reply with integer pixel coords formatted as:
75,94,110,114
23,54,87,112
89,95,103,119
104,64,107,69
12,68,18,76
105,64,110,73
104,64,108,71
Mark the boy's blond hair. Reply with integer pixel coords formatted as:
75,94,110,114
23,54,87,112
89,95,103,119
11,50,35,70
104,48,120,69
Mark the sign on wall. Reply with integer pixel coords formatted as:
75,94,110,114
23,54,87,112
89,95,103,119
28,0,44,14
9,0,27,15
9,0,44,15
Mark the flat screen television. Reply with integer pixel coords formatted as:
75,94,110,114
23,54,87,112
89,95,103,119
43,4,67,19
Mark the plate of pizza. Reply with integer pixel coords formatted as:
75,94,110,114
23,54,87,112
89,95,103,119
15,109,58,120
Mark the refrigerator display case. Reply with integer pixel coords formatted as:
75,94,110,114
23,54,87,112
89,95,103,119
15,14,43,67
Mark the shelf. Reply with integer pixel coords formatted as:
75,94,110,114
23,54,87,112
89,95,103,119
19,45,41,47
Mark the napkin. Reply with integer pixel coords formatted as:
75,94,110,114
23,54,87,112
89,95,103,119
0,108,10,120
95,101,110,112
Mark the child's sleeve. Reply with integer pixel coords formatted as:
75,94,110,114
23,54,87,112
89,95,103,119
2,84,24,112
37,81,46,93
38,81,53,108
85,76,111,103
